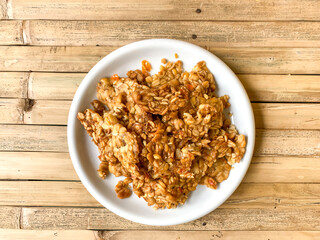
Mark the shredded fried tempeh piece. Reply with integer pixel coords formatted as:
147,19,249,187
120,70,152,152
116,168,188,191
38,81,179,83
78,60,246,209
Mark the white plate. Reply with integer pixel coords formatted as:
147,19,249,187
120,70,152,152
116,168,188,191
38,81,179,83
68,39,255,226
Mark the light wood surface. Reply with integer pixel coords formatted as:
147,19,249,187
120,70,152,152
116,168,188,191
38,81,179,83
3,99,319,128
0,0,320,239
1,153,319,183
8,72,320,102
0,72,28,98
9,207,320,230
1,229,320,240
1,125,319,155
0,181,319,208
2,20,320,47
2,46,320,74
4,0,320,21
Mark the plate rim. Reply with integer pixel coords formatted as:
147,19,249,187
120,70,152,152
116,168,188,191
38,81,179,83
67,39,255,226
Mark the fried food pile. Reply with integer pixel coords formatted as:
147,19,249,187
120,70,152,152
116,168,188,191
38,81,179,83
78,60,246,209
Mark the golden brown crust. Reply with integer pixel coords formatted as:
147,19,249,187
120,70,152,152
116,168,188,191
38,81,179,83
78,60,246,209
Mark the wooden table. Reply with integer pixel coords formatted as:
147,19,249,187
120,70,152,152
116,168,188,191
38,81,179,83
0,0,320,239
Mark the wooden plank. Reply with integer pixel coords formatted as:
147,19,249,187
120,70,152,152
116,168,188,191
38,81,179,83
0,181,319,208
0,98,24,124
15,21,320,47
0,126,319,155
0,152,78,180
0,125,67,152
0,207,20,229
0,152,319,183
1,46,320,74
7,0,320,21
255,129,320,156
0,230,319,240
0,229,97,240
19,207,320,230
239,74,320,102
0,20,23,45
0,46,108,72
99,231,320,240
253,103,320,129
0,181,98,207
28,72,83,100
0,72,28,98
21,100,320,129
244,156,320,183
27,73,320,102
24,100,69,125
210,48,320,75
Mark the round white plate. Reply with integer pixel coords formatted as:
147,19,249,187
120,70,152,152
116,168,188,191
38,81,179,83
68,39,255,226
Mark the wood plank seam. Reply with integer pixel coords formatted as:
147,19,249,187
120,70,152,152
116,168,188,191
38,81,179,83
0,20,320,47
21,20,31,45
6,0,13,19
18,207,22,229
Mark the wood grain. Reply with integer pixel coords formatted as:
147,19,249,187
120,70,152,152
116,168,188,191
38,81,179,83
0,20,23,45
239,74,320,102
26,72,320,102
0,152,77,180
1,46,320,74
0,125,67,152
1,229,319,240
18,100,320,129
0,181,98,207
0,181,319,208
96,231,320,240
0,207,20,229
244,156,320,183
210,48,320,75
6,0,320,21
0,98,24,124
2,72,320,102
0,152,319,183
0,0,319,236
255,129,320,156
1,126,319,155
18,207,320,230
83,231,320,240
0,229,97,240
253,103,320,129
28,72,82,100
4,21,319,47
0,0,11,19
0,72,28,98
0,46,109,72
23,100,69,125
